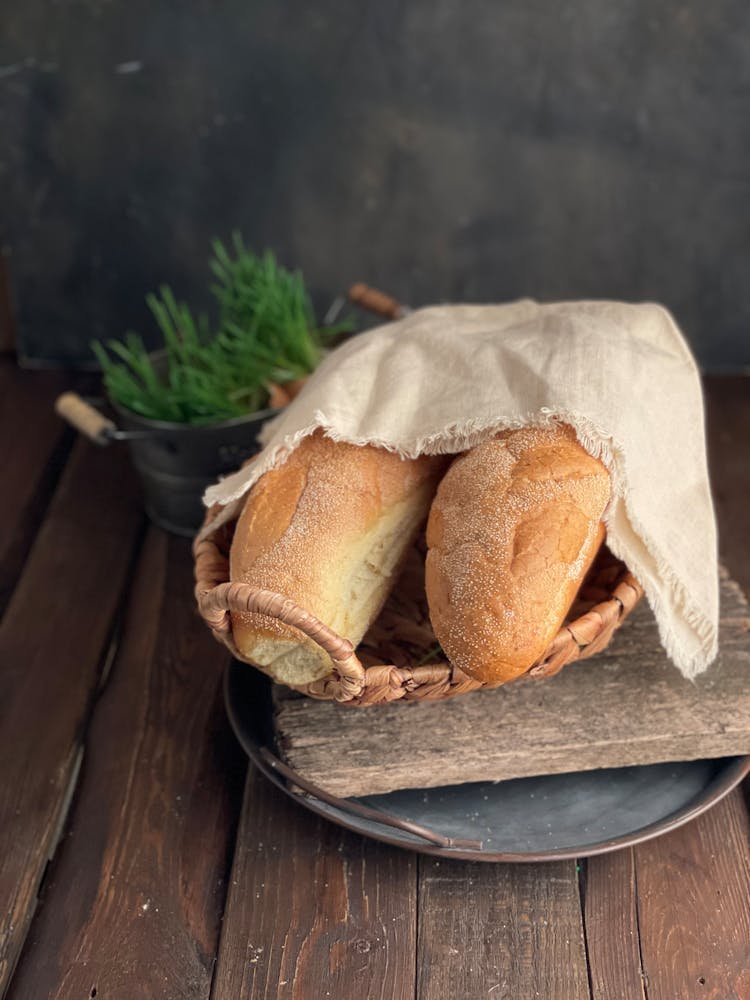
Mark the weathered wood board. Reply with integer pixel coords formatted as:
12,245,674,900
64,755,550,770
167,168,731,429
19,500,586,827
273,569,750,798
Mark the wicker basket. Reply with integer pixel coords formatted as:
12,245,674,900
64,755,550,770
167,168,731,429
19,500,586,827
194,501,644,707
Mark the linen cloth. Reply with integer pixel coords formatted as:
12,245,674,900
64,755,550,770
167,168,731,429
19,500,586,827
203,300,718,678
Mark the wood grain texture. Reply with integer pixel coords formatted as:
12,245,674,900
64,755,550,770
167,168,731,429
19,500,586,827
702,378,750,823
273,572,750,797
0,359,71,617
416,858,589,1000
705,376,750,596
211,767,417,1000
584,850,646,1000
634,788,750,1000
0,440,142,994
7,532,243,1000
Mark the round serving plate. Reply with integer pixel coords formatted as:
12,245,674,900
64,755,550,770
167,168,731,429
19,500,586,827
224,662,750,862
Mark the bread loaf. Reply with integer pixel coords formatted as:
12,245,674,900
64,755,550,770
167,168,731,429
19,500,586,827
425,424,610,685
230,431,446,685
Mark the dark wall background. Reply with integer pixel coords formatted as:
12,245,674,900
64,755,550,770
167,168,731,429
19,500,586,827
2,0,749,369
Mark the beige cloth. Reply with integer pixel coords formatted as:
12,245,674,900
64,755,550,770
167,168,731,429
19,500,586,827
203,300,718,678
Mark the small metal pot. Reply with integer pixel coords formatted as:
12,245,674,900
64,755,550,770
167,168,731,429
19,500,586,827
55,390,278,537
113,401,277,535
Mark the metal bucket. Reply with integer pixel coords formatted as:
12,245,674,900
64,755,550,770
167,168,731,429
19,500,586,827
55,386,278,537
111,401,277,536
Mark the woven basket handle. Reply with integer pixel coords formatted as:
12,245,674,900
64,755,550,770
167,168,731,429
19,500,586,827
195,576,366,698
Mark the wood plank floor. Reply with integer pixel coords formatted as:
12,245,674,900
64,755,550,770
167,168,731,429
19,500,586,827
0,361,748,999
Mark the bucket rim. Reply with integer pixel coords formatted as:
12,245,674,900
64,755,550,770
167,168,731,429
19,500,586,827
109,396,281,433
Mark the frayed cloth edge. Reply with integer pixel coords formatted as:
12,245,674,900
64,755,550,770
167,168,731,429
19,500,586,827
199,408,718,677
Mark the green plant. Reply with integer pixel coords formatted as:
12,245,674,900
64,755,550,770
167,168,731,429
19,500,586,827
92,236,351,424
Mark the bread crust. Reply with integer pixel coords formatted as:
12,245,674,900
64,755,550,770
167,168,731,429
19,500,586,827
425,424,610,685
230,430,446,685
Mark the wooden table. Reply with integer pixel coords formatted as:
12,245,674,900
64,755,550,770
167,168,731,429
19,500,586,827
1,361,748,999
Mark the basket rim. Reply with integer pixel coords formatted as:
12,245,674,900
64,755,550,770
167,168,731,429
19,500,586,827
194,508,645,706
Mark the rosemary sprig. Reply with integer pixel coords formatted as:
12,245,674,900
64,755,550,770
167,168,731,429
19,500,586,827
92,236,352,424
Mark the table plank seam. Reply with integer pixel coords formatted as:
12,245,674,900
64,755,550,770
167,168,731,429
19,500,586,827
631,849,651,1000
70,520,148,743
413,855,421,1000
577,861,596,1000
0,434,73,625
204,790,248,1000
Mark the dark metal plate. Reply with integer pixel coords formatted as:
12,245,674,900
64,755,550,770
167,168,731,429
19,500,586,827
225,661,750,862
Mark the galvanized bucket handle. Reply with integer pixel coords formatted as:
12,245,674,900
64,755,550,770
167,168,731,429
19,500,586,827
55,392,119,445
347,283,411,320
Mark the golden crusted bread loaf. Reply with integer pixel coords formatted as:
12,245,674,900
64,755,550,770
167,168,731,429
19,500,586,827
425,424,610,685
230,431,446,686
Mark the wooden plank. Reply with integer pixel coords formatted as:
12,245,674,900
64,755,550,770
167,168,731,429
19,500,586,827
273,572,750,797
583,850,645,1000
704,372,750,827
0,440,143,994
416,858,589,1000
704,376,750,595
7,532,244,1000
211,767,417,1000
634,788,750,999
0,360,71,617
